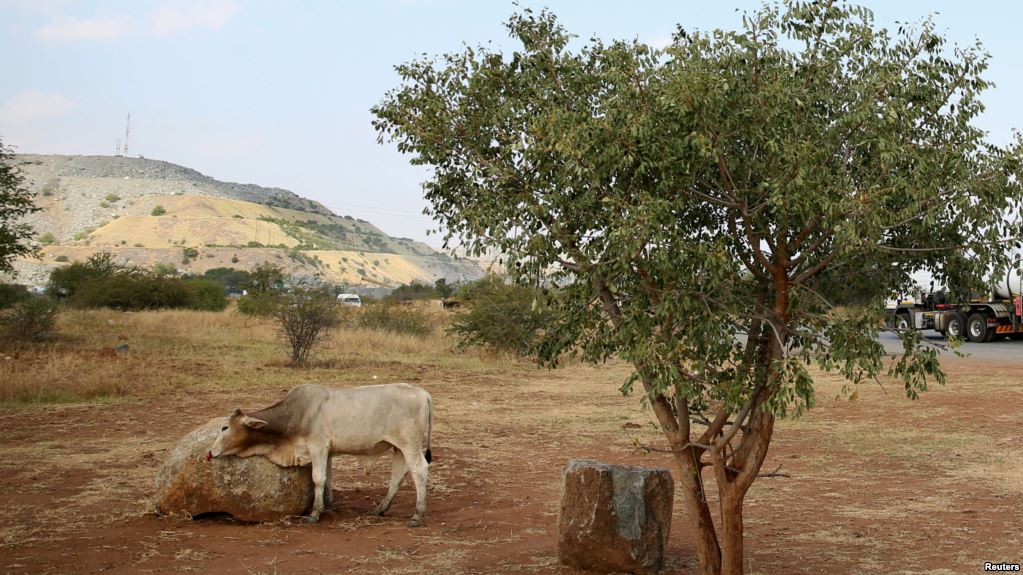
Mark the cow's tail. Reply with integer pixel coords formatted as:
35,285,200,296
424,393,433,464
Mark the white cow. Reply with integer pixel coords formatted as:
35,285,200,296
209,383,433,526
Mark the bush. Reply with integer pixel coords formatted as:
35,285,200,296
203,267,250,292
67,272,226,312
151,205,166,216
449,275,551,355
274,287,341,364
236,292,280,316
359,303,432,337
39,232,56,245
184,279,228,311
48,252,122,298
0,283,30,309
71,274,192,310
2,297,61,342
54,255,69,262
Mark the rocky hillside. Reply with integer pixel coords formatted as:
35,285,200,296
7,154,484,288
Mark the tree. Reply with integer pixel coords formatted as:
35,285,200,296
273,285,341,365
0,138,40,275
245,262,286,294
374,4,1023,574
449,274,551,355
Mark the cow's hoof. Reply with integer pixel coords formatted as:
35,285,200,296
370,507,386,517
407,519,423,528
306,514,321,524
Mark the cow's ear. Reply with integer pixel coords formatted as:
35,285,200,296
242,416,267,429
232,407,243,416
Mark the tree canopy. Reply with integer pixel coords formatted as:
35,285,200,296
0,138,40,275
374,2,1023,573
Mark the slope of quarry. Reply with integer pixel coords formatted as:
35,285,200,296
7,155,484,287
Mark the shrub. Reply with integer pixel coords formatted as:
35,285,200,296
202,267,250,292
359,303,432,337
153,262,177,275
39,232,56,245
182,246,199,259
48,252,122,298
236,292,280,316
105,193,120,202
71,274,193,310
54,255,69,262
2,297,61,343
448,275,551,355
273,287,341,364
184,279,228,311
151,205,166,216
0,283,30,309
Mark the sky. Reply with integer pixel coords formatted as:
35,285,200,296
2,1,1021,248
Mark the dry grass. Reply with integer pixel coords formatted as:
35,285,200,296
1,307,1021,573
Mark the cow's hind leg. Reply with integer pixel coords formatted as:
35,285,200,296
371,449,407,517
403,448,429,528
324,454,335,511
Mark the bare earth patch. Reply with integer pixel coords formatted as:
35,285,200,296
1,310,1021,573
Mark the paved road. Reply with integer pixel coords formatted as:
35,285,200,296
878,330,1023,363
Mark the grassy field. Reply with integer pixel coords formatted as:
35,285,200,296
1,307,1021,574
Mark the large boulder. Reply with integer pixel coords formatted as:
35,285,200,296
558,459,674,574
155,417,314,522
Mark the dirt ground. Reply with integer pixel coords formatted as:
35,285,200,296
1,309,1022,574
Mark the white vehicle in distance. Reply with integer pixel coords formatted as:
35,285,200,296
337,293,362,307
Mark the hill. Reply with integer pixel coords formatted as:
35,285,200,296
6,154,484,288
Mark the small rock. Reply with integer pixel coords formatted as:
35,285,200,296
155,417,314,522
622,422,642,430
559,459,674,574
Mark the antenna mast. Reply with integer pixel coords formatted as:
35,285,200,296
115,138,122,156
123,113,131,157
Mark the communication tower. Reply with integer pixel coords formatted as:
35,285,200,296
123,113,131,157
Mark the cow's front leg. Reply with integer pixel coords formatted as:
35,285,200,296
307,447,330,524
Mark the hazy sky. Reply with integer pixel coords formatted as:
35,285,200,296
2,1,1021,247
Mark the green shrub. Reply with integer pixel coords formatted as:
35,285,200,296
184,279,228,311
105,193,120,202
48,252,122,298
71,274,193,310
359,303,432,337
0,284,31,309
448,275,551,355
39,232,56,245
54,255,69,262
2,297,61,342
153,262,177,275
202,267,250,292
236,292,280,316
182,246,199,259
151,205,166,216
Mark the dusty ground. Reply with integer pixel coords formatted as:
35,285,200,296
1,309,1021,574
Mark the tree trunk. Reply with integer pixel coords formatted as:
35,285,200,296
718,487,745,575
671,447,721,575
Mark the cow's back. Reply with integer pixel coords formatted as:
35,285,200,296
320,383,430,453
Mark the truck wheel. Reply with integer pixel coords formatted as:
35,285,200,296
945,314,965,339
895,313,911,331
967,313,990,343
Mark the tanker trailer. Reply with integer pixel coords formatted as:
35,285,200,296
889,270,1023,342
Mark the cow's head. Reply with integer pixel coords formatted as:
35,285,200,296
208,408,268,459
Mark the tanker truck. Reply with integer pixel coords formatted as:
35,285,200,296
888,271,1023,342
